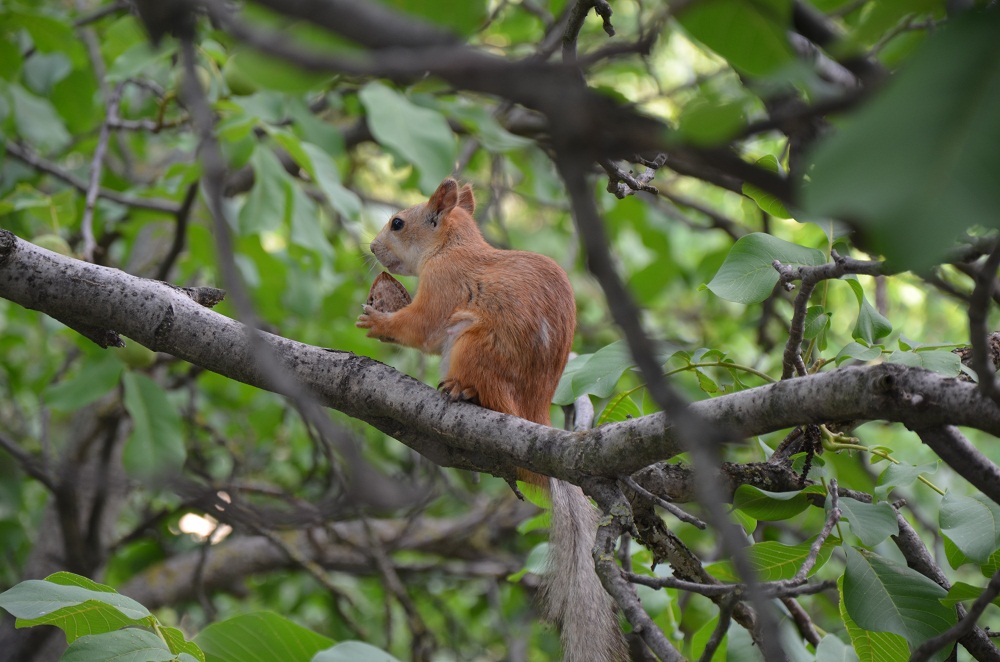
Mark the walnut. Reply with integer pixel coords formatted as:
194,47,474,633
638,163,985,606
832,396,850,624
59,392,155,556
366,272,411,313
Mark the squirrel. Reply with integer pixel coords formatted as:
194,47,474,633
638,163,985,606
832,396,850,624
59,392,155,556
357,178,627,662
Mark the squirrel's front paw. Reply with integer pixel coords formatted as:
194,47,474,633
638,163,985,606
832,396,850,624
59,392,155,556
439,378,480,404
356,307,374,329
356,305,389,340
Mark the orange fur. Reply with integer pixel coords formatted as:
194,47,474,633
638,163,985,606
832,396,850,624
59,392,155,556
357,179,625,661
357,178,575,428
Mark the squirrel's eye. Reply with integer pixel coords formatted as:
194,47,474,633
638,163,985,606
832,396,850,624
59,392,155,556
390,217,404,231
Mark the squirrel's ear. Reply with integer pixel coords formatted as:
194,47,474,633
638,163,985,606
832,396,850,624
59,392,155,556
458,184,475,215
427,179,458,224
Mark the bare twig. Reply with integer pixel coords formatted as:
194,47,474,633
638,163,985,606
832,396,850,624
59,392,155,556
361,517,437,660
626,570,835,600
601,158,662,198
0,431,56,491
154,182,200,281
108,117,189,132
968,239,1000,402
562,0,615,66
698,598,734,662
781,596,821,646
73,0,128,26
774,250,886,378
656,189,744,240
620,476,706,529
790,0,886,84
4,141,181,215
789,479,839,585
81,82,126,262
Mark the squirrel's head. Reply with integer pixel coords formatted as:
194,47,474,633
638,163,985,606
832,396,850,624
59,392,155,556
370,178,476,276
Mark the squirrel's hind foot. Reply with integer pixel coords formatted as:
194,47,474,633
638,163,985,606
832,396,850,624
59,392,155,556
439,378,480,405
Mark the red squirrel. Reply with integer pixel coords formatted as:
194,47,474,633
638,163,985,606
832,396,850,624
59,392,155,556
357,179,627,661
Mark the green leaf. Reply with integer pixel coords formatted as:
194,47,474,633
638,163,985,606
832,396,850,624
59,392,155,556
843,547,955,654
943,534,970,572
224,51,330,93
803,305,830,341
690,614,730,660
835,341,883,366
63,629,175,662
312,641,404,662
554,340,635,405
7,11,82,58
438,100,534,153
802,12,1000,270
678,0,794,76
694,368,718,394
0,39,21,80
845,279,891,344
981,548,1000,578
742,155,792,218
874,461,937,501
516,510,551,535
731,484,826,521
839,575,909,662
358,82,458,194
912,349,961,376
106,41,170,83
100,15,146,64
837,497,898,547
886,351,922,368
706,534,837,582
195,611,334,662
815,634,861,662
43,353,123,411
161,625,206,662
597,391,641,424
380,0,488,35
8,83,70,152
940,492,1000,565
941,581,1000,608
707,233,826,304
676,99,746,146
239,147,289,235
299,143,363,220
0,573,150,643
509,542,549,582
122,372,185,480
287,184,333,261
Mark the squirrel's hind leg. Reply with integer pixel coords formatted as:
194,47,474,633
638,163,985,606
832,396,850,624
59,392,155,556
438,378,480,404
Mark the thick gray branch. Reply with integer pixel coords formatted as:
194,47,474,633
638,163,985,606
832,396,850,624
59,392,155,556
2,231,1000,487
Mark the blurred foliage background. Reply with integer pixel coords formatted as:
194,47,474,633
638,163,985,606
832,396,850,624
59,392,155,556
1,0,999,660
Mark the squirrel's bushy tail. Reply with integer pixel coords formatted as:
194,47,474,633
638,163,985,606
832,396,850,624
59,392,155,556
543,478,628,662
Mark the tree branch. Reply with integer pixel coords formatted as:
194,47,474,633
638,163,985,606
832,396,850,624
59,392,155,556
916,427,1000,505
587,479,684,662
197,0,794,205
3,232,1000,487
